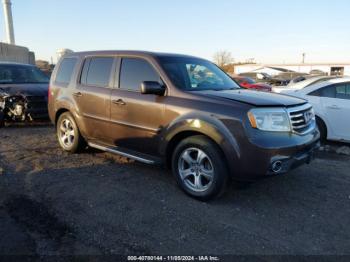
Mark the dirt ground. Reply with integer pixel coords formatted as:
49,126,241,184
0,124,350,256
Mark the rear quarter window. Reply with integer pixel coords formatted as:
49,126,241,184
55,58,78,85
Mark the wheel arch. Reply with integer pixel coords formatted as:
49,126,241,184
315,115,328,139
55,108,69,126
161,115,241,177
165,130,218,168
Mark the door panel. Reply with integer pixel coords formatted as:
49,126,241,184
75,85,111,142
321,97,350,140
109,89,165,155
74,56,115,143
108,57,166,156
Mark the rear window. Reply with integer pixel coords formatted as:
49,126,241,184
55,58,77,85
81,57,114,87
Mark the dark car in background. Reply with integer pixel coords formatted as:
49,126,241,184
232,76,272,92
0,63,49,127
239,72,289,86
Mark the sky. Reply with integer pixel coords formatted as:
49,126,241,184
1,0,350,64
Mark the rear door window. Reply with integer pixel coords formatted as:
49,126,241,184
119,58,160,92
335,83,350,100
55,58,77,85
309,85,336,98
310,83,350,99
81,57,114,87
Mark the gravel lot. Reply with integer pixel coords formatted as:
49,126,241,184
0,125,350,256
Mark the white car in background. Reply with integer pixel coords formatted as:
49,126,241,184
280,78,350,142
272,76,336,93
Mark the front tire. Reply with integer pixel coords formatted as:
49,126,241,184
316,117,327,141
56,112,85,153
172,135,229,201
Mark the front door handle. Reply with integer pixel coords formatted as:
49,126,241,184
73,92,83,97
112,99,126,106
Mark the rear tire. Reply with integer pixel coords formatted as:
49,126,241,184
56,112,85,153
171,135,229,201
316,117,327,141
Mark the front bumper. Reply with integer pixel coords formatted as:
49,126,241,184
233,128,320,181
266,140,320,175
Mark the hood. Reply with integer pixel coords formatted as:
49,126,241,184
0,83,48,97
191,89,306,107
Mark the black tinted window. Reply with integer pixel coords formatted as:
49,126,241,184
84,57,114,87
120,58,160,91
55,58,77,84
309,83,350,99
309,85,336,98
335,83,350,100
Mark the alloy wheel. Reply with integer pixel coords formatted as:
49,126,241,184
59,118,75,148
178,147,214,192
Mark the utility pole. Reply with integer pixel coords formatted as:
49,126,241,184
302,53,306,64
2,0,15,45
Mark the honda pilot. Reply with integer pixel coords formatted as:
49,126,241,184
48,51,320,200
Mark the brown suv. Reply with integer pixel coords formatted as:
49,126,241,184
48,51,320,200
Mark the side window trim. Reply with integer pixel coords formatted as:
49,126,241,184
79,58,91,86
113,57,121,89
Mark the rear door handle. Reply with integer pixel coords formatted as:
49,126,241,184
73,92,83,97
112,99,126,106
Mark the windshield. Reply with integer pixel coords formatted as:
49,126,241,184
0,64,49,84
158,56,240,91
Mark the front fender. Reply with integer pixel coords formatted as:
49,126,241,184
160,112,241,175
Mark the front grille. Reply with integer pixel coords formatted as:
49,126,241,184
287,104,315,134
26,96,47,110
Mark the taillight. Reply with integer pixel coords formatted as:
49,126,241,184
48,86,52,102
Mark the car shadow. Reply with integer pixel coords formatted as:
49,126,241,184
3,120,53,128
2,148,349,254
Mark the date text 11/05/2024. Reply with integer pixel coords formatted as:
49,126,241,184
127,255,220,261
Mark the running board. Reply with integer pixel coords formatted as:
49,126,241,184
88,142,156,165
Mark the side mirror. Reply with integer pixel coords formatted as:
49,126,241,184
140,81,165,96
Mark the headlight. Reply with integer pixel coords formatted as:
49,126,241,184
248,108,291,132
